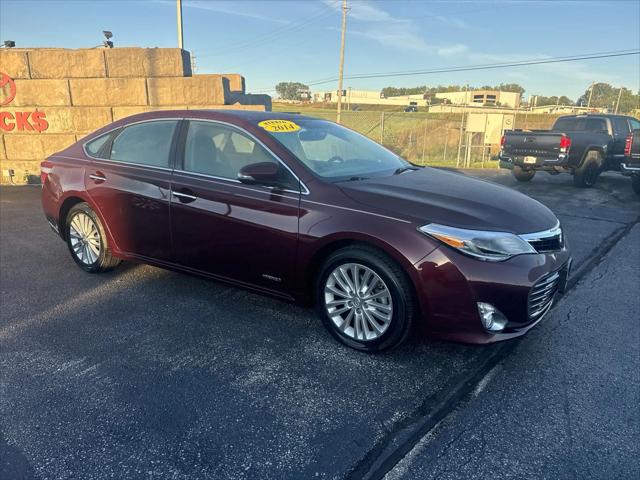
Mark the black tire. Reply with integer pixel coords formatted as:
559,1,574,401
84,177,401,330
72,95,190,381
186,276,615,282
65,202,121,273
573,151,602,188
512,166,536,182
316,246,415,352
631,174,640,196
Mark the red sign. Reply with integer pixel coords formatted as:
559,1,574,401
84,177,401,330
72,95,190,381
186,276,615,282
0,71,49,132
0,73,17,106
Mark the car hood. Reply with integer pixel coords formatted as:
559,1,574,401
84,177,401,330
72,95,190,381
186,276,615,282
338,168,558,234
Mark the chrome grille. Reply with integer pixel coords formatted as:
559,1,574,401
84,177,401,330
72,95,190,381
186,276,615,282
520,225,563,253
528,271,560,321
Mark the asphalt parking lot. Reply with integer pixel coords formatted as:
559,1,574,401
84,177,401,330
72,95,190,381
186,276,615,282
1,170,638,480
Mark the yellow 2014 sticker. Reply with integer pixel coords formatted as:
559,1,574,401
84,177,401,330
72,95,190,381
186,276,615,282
258,119,300,132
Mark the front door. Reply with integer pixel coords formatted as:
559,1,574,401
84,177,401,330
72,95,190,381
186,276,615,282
85,119,179,261
170,120,301,294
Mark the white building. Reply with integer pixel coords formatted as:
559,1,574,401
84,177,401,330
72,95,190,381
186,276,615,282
313,89,429,107
435,90,521,108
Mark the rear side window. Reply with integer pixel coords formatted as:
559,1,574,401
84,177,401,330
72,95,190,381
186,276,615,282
85,133,112,158
110,121,178,168
612,117,630,135
630,119,640,131
552,118,579,131
584,118,607,132
553,117,607,133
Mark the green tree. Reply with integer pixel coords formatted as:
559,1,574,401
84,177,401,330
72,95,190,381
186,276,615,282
576,83,640,112
533,95,574,106
275,82,309,101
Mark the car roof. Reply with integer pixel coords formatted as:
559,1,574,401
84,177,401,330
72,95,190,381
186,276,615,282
117,109,324,127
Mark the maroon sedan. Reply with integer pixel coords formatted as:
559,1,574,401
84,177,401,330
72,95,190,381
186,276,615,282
41,110,571,351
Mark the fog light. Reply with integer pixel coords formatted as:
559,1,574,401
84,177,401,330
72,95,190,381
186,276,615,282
477,302,508,332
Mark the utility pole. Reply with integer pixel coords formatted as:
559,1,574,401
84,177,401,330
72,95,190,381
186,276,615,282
336,0,348,124
177,0,184,50
587,82,594,108
615,86,623,114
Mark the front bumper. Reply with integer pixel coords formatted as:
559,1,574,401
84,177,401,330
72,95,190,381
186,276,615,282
413,244,572,344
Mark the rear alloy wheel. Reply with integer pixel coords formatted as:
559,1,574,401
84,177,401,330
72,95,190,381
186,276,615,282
317,247,414,352
66,203,120,273
573,151,602,188
512,166,536,182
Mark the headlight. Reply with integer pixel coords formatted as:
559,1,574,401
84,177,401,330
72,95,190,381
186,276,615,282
419,223,537,261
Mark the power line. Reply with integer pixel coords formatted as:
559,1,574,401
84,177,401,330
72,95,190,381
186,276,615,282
249,49,640,93
197,3,339,58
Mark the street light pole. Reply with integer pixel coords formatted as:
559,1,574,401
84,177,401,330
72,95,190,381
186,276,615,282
615,86,623,114
587,82,594,108
177,0,184,50
336,0,348,124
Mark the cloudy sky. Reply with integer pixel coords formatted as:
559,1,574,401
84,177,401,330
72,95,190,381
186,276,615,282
1,0,639,100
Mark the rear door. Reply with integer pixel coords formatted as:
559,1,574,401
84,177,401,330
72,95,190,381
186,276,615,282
611,117,631,164
84,119,180,261
169,120,302,294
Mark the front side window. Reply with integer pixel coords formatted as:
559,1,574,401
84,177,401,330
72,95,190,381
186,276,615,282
183,121,298,190
110,120,178,168
263,119,409,181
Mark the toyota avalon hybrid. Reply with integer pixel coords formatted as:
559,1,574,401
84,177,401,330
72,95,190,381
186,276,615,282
41,110,571,352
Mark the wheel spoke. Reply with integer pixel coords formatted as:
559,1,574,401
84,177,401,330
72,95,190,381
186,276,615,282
363,309,385,333
360,270,373,295
339,267,356,294
352,264,360,292
332,271,352,295
369,307,391,322
363,290,387,301
325,284,348,298
368,302,391,313
326,299,347,308
340,309,354,332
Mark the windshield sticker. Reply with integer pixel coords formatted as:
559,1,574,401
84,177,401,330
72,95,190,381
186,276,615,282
258,119,300,132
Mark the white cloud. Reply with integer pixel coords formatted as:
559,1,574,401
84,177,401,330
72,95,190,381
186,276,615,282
437,44,469,57
324,0,435,52
154,0,289,24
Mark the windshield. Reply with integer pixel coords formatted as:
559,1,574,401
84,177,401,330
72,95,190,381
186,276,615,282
262,119,410,181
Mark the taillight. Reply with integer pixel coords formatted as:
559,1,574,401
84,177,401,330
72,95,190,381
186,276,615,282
624,133,633,157
500,135,506,147
40,159,53,186
559,135,571,152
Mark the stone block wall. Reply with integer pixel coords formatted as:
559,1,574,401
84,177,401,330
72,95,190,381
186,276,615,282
0,47,270,184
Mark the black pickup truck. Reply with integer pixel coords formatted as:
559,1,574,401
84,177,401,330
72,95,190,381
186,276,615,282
622,129,640,195
499,114,640,187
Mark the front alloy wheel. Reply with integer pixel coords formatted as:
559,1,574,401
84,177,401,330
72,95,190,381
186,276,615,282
324,263,393,341
317,246,414,352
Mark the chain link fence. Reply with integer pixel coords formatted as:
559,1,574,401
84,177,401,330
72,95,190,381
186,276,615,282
298,109,559,168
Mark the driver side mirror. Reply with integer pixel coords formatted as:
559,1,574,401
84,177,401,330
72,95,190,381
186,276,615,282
238,162,282,187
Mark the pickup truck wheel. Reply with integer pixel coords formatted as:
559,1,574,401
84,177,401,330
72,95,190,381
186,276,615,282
631,174,640,196
512,166,536,182
573,151,602,188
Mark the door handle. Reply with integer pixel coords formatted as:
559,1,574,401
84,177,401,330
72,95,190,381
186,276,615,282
89,172,106,183
172,190,197,203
